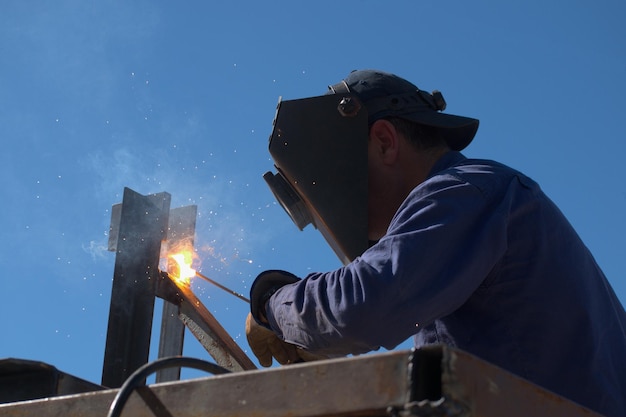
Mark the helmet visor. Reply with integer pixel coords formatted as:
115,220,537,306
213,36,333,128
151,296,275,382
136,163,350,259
264,93,369,264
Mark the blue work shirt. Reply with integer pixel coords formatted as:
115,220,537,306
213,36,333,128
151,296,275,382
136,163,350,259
266,151,626,416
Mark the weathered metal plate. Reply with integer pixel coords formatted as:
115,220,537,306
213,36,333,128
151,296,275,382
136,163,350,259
0,347,605,417
433,347,605,417
0,351,408,417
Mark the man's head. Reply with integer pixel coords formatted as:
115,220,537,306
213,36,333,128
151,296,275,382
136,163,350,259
264,69,479,263
328,69,479,151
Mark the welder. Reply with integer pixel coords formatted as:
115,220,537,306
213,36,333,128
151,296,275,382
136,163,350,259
246,69,626,417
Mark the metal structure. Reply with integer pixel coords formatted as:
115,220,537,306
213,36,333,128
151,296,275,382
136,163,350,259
102,187,255,388
0,345,604,417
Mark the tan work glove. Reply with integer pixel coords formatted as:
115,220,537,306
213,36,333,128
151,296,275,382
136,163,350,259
245,313,300,367
245,313,328,367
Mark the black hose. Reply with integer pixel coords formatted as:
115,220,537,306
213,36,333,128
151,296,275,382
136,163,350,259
107,356,231,417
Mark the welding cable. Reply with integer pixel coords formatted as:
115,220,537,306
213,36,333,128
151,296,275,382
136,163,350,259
106,356,231,417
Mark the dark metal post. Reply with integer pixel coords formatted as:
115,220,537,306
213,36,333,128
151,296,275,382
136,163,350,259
101,187,171,388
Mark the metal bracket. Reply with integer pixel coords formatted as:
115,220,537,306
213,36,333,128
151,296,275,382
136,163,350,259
156,271,256,371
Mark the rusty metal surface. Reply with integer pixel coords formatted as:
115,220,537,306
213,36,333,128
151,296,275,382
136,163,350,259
435,347,605,417
387,346,605,417
157,271,257,372
0,350,409,417
0,346,605,417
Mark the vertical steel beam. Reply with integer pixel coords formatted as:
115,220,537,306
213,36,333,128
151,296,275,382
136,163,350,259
156,205,198,383
101,187,171,388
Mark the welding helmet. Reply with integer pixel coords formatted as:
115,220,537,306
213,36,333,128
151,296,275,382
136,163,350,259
263,69,479,265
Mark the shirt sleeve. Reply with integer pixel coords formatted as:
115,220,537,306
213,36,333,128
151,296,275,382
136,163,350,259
265,170,510,355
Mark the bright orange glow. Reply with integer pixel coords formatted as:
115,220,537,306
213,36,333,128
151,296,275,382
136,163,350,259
169,251,196,286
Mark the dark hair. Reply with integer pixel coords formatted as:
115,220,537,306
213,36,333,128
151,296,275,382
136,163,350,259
385,117,447,151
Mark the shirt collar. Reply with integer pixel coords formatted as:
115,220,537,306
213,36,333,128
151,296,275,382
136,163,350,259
427,151,466,179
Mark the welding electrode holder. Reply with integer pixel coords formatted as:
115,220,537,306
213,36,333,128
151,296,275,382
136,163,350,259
250,270,301,326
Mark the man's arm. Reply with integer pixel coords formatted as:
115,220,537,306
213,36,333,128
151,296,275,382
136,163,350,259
265,173,509,356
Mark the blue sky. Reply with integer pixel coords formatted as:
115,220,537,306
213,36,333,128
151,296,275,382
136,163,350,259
1,1,624,384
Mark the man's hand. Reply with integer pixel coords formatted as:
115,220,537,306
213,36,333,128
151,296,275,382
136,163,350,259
246,270,330,367
245,313,300,367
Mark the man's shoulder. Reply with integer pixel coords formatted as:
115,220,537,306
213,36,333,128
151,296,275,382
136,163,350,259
429,152,520,178
449,156,517,175
425,154,539,199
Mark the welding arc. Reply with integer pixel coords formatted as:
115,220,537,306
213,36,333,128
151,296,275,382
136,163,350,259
195,271,250,303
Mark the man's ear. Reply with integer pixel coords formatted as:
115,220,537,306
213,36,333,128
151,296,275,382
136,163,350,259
369,119,399,164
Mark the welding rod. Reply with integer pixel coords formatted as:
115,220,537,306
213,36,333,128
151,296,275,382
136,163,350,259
195,271,250,303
